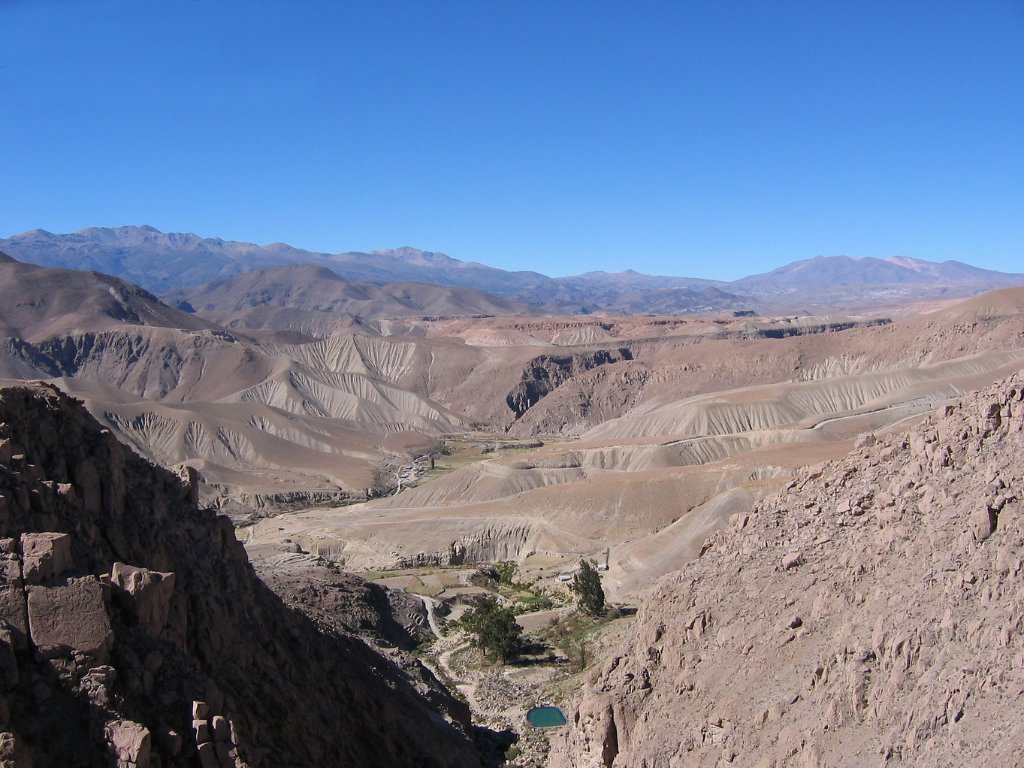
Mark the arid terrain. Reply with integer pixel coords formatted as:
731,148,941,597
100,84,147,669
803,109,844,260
1,241,1023,766
7,0,1022,762
552,375,1024,767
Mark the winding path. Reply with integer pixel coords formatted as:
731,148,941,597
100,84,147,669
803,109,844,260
418,596,483,711
421,595,445,638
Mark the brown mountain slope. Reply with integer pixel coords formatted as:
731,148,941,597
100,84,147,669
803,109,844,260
162,264,533,336
0,382,479,767
0,258,212,340
0,258,519,503
552,375,1024,767
41,333,466,508
3,254,1022,521
0,256,472,503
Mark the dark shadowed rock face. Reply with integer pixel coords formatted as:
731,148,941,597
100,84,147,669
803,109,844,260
0,382,479,768
251,554,434,651
505,348,633,419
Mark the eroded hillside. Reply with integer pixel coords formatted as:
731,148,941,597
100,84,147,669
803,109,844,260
3,255,1024,591
551,374,1024,767
245,298,1024,596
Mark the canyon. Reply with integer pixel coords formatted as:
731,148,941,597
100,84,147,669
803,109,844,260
1,236,1023,766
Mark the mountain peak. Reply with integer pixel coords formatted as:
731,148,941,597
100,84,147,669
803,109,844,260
371,247,458,266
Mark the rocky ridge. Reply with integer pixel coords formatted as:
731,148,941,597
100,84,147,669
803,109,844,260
552,372,1024,766
0,382,479,768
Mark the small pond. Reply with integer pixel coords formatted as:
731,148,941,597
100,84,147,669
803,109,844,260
526,706,567,728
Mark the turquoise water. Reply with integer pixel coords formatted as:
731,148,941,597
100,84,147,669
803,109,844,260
526,706,567,728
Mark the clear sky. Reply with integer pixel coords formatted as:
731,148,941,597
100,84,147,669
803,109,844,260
1,1,1021,279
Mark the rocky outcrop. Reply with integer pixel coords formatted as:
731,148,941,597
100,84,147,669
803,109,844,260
395,521,538,569
552,373,1024,767
26,574,113,664
0,382,480,768
251,554,434,651
505,349,633,420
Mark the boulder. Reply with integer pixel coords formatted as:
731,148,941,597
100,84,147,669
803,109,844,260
197,741,220,768
19,533,72,586
192,700,210,720
25,576,112,664
970,504,996,542
211,715,231,743
105,719,151,768
110,562,175,638
193,719,211,745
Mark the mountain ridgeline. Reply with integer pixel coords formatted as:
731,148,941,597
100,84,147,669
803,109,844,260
3,226,1023,314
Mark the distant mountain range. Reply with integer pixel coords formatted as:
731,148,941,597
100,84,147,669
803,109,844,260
2,225,1022,314
162,263,535,335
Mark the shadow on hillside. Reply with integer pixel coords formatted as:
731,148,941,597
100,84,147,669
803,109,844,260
474,725,518,768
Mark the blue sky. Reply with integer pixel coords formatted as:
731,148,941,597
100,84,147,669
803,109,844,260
1,1,1021,279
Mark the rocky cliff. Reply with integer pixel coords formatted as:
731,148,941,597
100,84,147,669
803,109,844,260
552,373,1024,767
249,551,434,651
0,382,479,768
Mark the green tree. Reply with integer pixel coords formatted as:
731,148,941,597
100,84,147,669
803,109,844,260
571,560,605,616
461,597,522,662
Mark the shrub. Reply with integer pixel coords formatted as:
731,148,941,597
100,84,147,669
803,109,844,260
494,561,517,584
513,593,554,614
